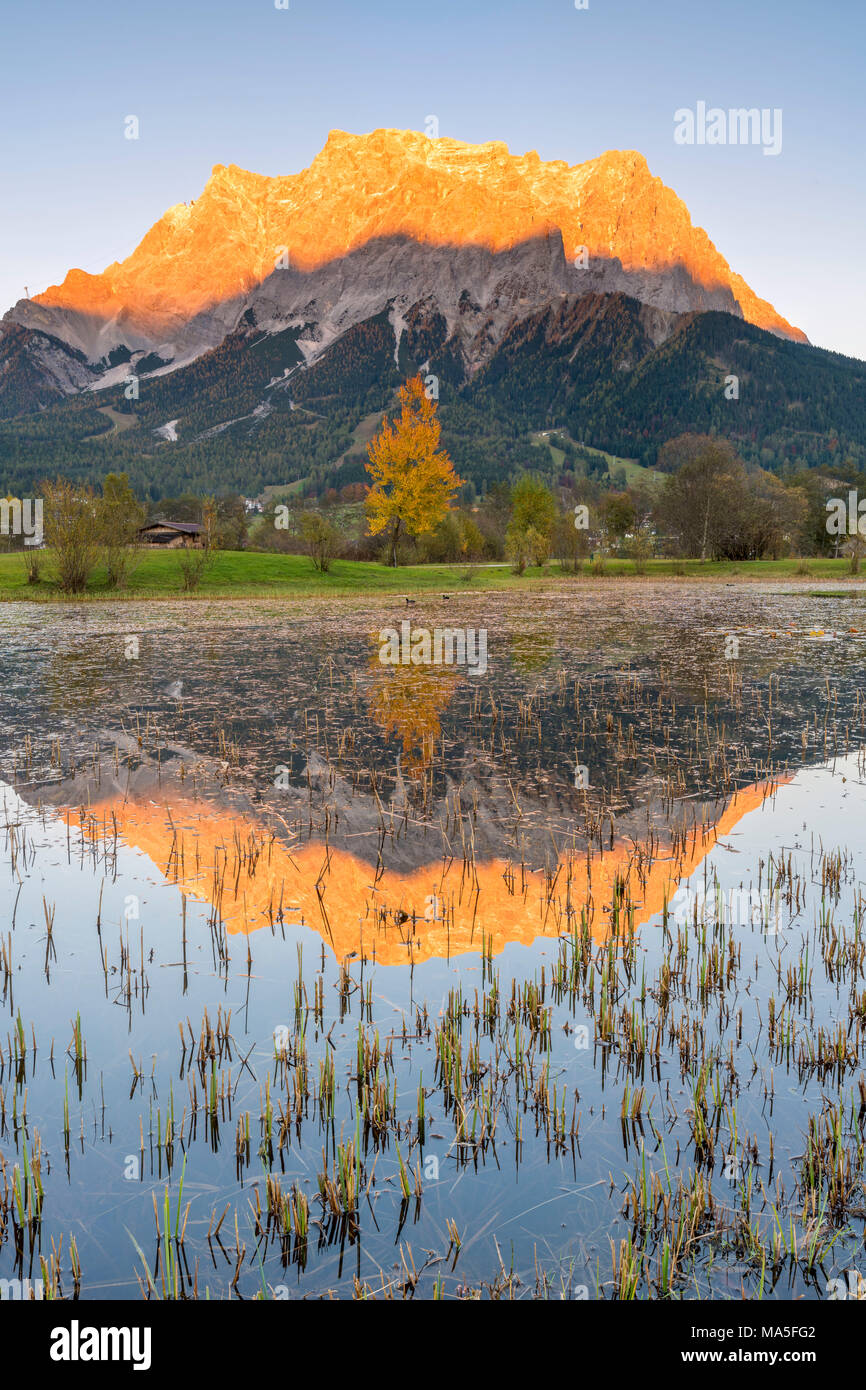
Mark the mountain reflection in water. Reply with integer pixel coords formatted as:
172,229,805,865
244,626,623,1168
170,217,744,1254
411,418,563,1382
58,772,785,962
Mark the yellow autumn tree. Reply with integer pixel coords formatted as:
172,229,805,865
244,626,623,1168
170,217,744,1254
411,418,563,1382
365,376,461,566
366,647,459,776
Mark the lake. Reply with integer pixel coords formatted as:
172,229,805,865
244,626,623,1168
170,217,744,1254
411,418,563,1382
1,582,865,1300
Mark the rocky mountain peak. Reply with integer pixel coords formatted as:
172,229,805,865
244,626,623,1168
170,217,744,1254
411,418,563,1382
1,128,806,392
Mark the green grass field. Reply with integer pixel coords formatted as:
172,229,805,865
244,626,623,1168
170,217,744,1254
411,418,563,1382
0,549,862,602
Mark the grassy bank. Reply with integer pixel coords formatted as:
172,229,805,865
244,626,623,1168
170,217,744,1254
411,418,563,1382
0,549,862,602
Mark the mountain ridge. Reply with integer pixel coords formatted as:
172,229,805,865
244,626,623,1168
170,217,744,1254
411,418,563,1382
3,127,805,386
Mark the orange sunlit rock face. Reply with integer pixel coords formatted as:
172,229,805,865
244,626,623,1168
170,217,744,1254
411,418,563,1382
35,130,805,342
67,777,787,965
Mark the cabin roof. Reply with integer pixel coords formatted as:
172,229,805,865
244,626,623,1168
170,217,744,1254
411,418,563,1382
138,520,203,534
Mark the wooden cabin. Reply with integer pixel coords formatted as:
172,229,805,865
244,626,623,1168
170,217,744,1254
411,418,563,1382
137,521,203,549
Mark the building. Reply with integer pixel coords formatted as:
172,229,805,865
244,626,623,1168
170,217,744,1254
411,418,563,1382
137,521,203,549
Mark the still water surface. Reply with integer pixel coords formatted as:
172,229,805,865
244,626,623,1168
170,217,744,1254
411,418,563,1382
1,585,865,1299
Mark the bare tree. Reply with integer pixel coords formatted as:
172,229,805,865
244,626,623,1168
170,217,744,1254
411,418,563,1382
657,442,752,559
299,511,339,572
101,472,145,588
844,535,866,575
42,479,101,594
628,523,654,574
177,498,218,591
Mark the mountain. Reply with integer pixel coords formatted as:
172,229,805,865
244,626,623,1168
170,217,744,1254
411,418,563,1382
2,129,863,498
1,130,805,396
20,129,807,357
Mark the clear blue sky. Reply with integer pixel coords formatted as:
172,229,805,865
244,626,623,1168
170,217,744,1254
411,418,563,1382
1,0,862,357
